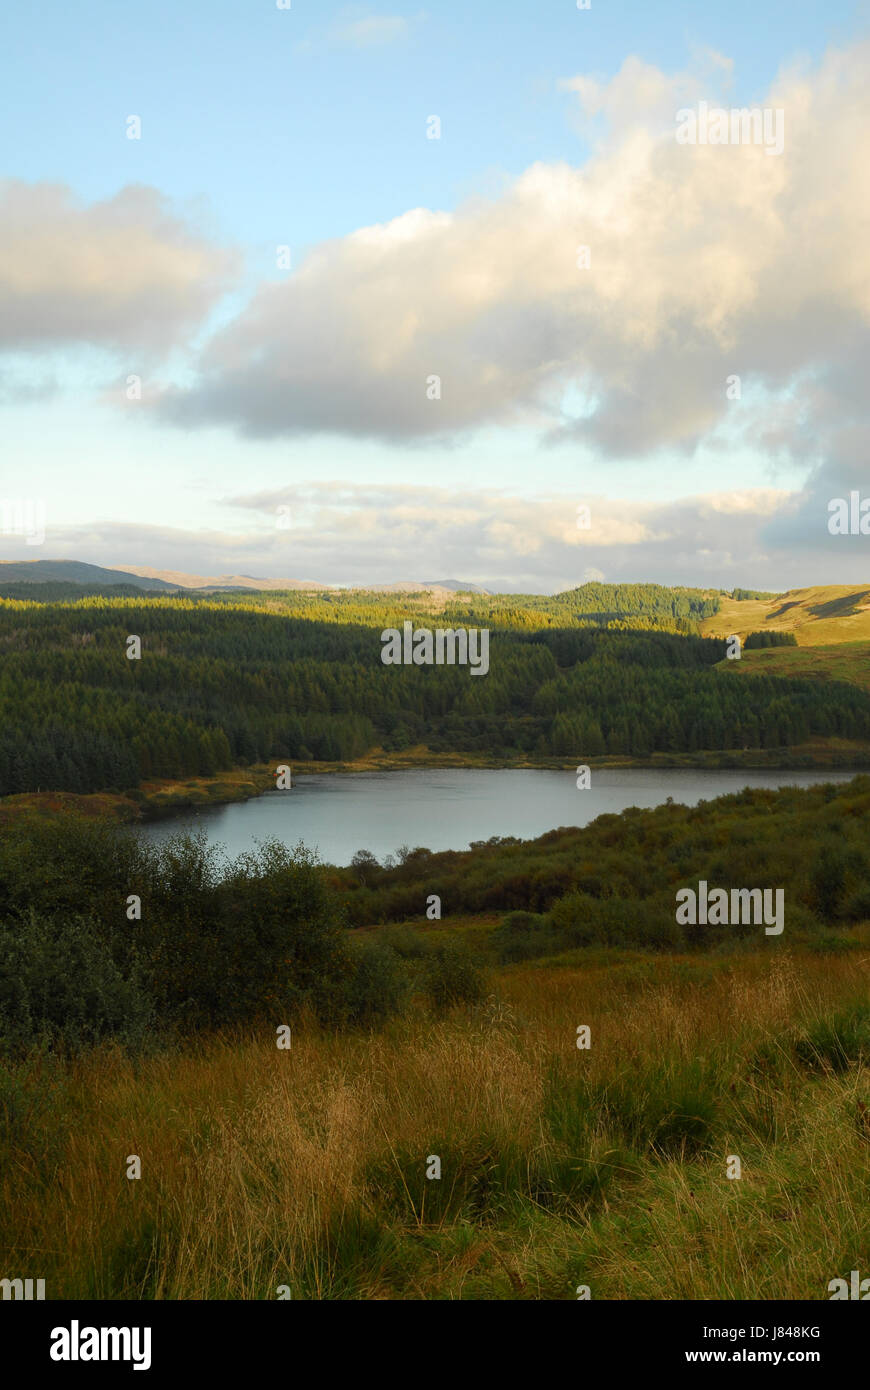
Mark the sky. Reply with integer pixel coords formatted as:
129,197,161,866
1,0,869,592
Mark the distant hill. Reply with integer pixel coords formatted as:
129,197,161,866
0,560,495,596
112,566,326,591
0,560,491,595
421,579,490,593
89,565,490,595
0,560,178,590
702,585,870,645
703,585,870,694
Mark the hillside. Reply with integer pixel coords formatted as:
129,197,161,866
701,586,870,694
0,560,491,597
702,585,870,645
0,560,177,590
2,787,868,1300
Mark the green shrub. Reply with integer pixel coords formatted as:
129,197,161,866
0,911,153,1055
148,834,349,1028
491,910,563,963
806,843,868,922
548,893,683,950
327,941,410,1028
421,943,486,1014
0,818,351,1037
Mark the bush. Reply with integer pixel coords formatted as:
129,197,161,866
548,893,683,950
0,911,154,1055
421,943,486,1014
491,910,563,963
806,843,868,922
0,817,352,1036
147,834,349,1028
0,813,147,943
327,941,410,1029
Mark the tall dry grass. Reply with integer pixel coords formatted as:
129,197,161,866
1,946,868,1299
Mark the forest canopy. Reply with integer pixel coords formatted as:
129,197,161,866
0,584,867,795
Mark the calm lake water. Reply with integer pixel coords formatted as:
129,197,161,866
136,767,861,867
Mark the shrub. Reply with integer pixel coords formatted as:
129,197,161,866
491,910,563,963
156,835,349,1027
0,911,153,1055
806,843,868,922
327,941,410,1029
548,893,683,950
421,943,486,1014
0,818,352,1036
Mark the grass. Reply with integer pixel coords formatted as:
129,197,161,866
722,643,870,694
1,942,867,1300
701,586,870,646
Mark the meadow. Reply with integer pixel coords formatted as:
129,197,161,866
1,780,868,1300
2,941,867,1300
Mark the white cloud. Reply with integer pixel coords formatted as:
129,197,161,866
331,14,410,47
13,481,845,591
0,182,238,356
293,10,421,55
152,42,870,479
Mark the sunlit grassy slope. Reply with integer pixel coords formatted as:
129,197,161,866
703,586,870,646
702,587,870,692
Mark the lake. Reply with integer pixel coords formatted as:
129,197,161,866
135,767,861,866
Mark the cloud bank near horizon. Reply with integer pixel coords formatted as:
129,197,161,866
4,481,866,593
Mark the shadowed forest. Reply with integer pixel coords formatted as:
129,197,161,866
1,582,868,795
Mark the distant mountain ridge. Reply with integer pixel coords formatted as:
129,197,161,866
118,567,490,594
0,560,491,595
0,560,176,590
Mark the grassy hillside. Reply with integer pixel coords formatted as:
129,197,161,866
2,940,867,1299
725,643,870,693
1,780,868,1299
703,585,870,646
701,586,870,694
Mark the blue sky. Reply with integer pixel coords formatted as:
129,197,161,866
1,1,869,589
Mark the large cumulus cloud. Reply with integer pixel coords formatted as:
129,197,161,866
153,45,870,464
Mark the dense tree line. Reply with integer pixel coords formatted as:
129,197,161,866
0,587,867,795
744,630,799,648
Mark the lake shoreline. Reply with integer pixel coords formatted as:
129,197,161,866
2,739,869,828
134,763,868,866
